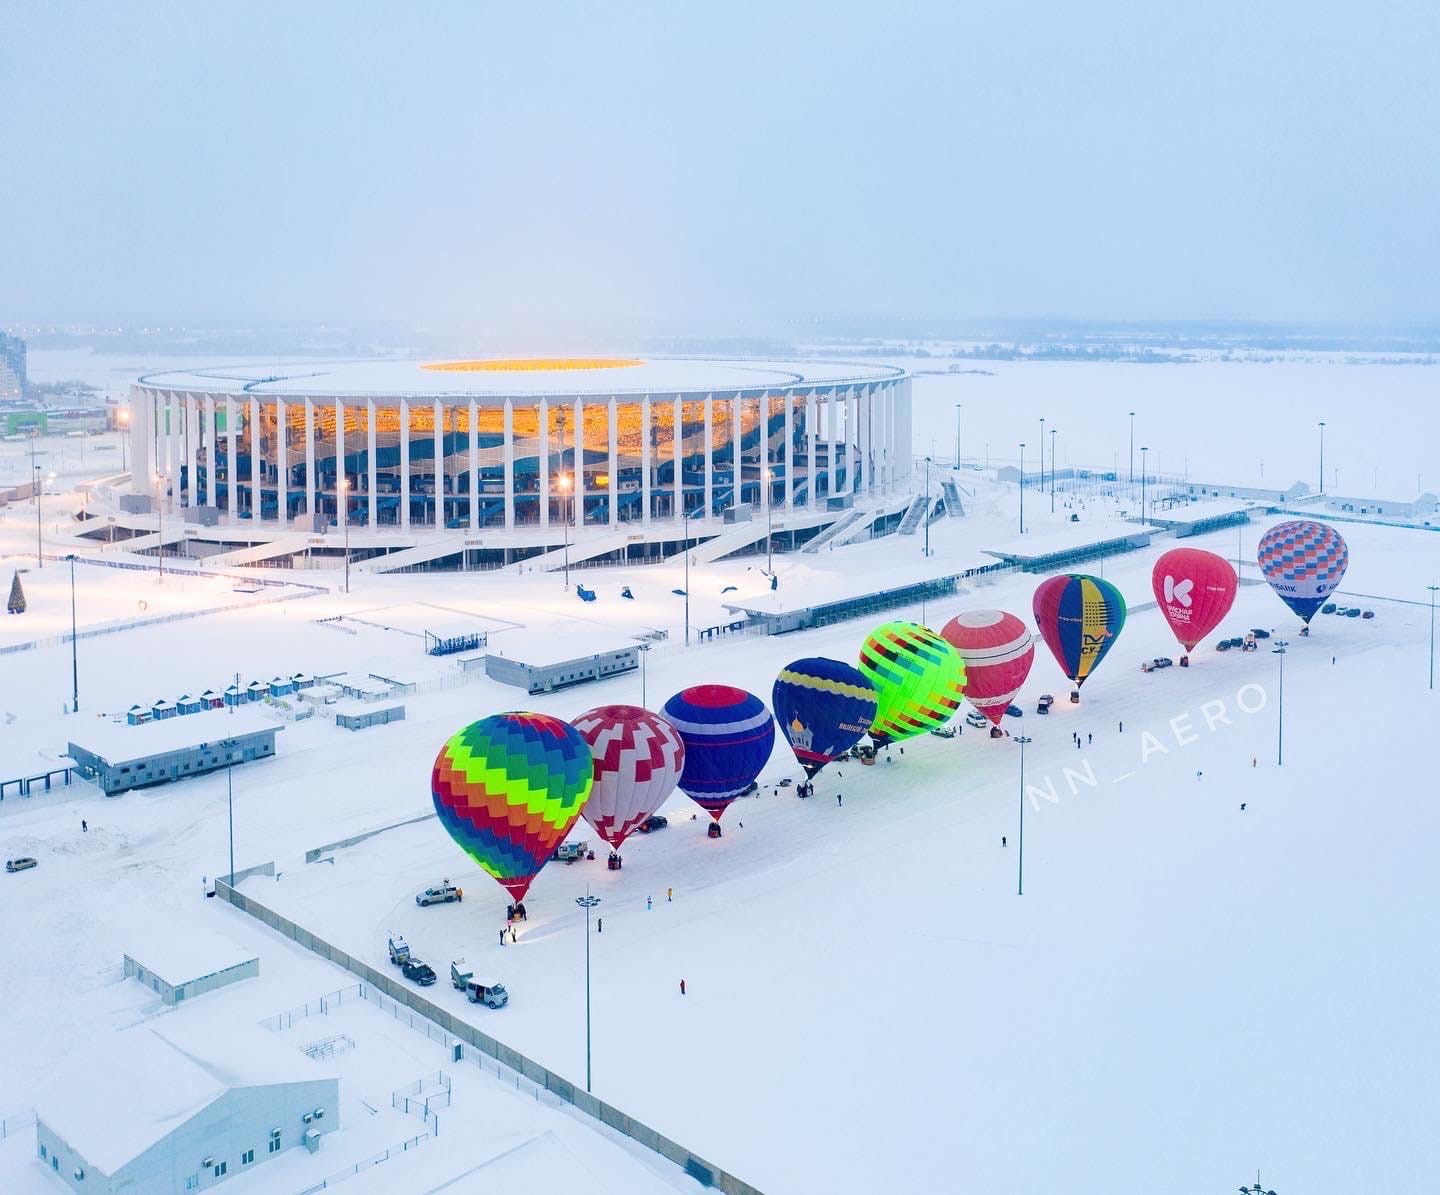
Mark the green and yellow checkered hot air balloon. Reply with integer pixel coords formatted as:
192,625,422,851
857,621,967,747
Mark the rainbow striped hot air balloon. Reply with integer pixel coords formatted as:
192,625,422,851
857,621,967,747
772,657,878,778
431,712,593,904
1032,574,1126,692
661,685,775,822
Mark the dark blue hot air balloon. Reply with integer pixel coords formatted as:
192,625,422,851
772,657,878,778
661,685,775,823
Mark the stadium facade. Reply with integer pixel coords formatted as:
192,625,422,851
127,358,911,537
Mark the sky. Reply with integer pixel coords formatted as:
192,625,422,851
3,1,1439,335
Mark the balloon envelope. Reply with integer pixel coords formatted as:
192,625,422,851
661,685,775,821
431,712,593,904
1256,520,1349,623
571,704,685,849
1032,574,1127,687
1151,548,1237,652
857,621,967,746
940,610,1035,728
772,657,879,777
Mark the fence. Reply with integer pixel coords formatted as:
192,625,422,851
392,1071,451,1135
220,874,762,1194
1,1111,35,1140
294,1132,429,1195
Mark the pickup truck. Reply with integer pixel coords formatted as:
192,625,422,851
466,979,509,1008
387,935,410,965
1036,694,1055,714
416,881,463,907
553,841,589,862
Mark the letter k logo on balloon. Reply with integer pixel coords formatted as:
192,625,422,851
1164,575,1193,608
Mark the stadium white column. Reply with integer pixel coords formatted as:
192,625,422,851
702,393,714,521
183,396,197,508
846,387,859,496
433,399,444,529
731,391,742,513
248,396,261,518
500,400,512,530
167,392,180,510
607,397,618,527
825,389,837,498
641,395,652,526
398,399,410,531
366,400,377,530
224,397,237,520
760,393,771,519
783,391,795,508
202,395,215,506
874,384,887,495
276,399,287,524
889,381,900,488
130,389,151,495
672,394,683,518
806,390,818,508
538,398,551,529
572,397,584,526
335,399,346,531
304,399,316,524
483,403,495,532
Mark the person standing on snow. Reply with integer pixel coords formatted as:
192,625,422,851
837,792,843,806
680,979,686,996
646,895,652,910
597,918,602,933
1087,733,1092,745
81,819,87,832
499,928,506,946
667,887,672,902
1002,835,1007,847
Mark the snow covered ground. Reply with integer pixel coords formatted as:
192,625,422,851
2,354,1438,1193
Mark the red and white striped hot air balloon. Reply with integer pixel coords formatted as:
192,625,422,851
571,705,686,850
940,610,1035,729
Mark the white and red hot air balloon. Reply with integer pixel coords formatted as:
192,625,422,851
940,610,1035,729
571,705,685,853
1151,547,1237,657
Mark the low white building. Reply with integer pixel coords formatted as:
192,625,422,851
123,928,258,1005
35,1018,337,1193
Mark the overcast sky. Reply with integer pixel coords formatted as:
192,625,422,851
3,1,1438,334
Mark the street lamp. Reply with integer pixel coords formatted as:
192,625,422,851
638,642,651,706
1038,417,1045,496
153,472,165,583
1049,427,1057,513
1427,584,1438,691
118,407,130,472
339,477,351,594
1018,442,1026,534
67,554,79,712
575,890,601,1093
682,504,693,647
1140,447,1150,523
558,474,573,591
1128,411,1135,486
923,456,933,558
34,465,44,567
1317,421,1326,496
1015,735,1032,895
226,671,239,884
1238,1170,1277,1195
1273,640,1289,765
953,403,962,467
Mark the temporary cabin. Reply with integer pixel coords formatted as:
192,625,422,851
245,680,268,703
151,699,178,721
200,689,224,710
268,676,296,697
177,694,203,715
290,672,315,690
223,683,243,707
126,705,151,726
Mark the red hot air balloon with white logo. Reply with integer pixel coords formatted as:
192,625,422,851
940,610,1035,728
1151,547,1237,656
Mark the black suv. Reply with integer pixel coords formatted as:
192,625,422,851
401,959,437,986
638,814,669,834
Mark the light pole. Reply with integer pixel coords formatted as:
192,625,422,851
1140,447,1149,523
1128,411,1135,487
1015,735,1032,895
638,642,651,706
118,407,129,472
1238,1168,1277,1195
1038,417,1045,496
339,477,351,594
953,403,962,467
1018,442,1025,534
923,457,932,557
683,505,692,647
1427,584,1438,691
575,890,601,1093
1049,428,1057,513
1273,640,1289,765
559,474,573,591
67,554,79,712
226,671,239,884
154,472,165,583
34,465,44,567
1317,421,1326,496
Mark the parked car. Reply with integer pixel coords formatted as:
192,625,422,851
965,710,989,729
1345,607,1361,618
401,958,437,986
1153,657,1174,668
930,726,957,738
741,781,760,796
466,978,509,1008
1036,694,1055,714
778,777,793,787
553,841,589,862
5,857,37,873
1362,609,1375,619
416,881,463,907
1250,628,1271,639
1321,603,1338,615
1005,704,1023,717
638,814,668,834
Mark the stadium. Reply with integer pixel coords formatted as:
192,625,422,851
122,357,914,570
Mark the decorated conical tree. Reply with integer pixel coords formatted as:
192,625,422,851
6,572,25,615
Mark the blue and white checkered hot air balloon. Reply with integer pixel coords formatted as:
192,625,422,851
1257,520,1349,624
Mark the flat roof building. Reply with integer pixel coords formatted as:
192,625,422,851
124,928,259,1005
67,711,279,796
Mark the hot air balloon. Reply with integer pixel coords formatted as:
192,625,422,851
1032,574,1126,694
772,658,879,777
661,685,775,824
1256,520,1349,624
431,712,593,904
857,621,967,747
571,704,685,850
940,610,1034,728
1151,547,1237,656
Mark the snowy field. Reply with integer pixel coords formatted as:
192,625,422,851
2,353,1438,1193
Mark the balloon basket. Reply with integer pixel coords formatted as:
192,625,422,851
707,822,723,839
1069,689,1081,704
